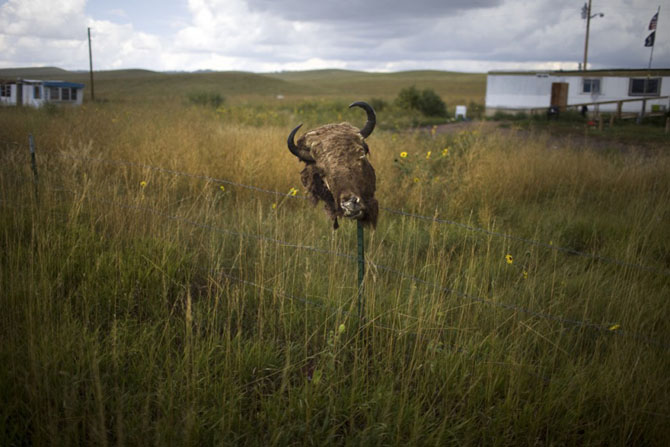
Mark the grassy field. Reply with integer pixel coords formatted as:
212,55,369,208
1,69,670,445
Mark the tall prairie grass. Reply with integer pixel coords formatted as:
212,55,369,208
1,100,669,445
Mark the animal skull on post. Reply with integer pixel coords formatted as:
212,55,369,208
287,101,378,230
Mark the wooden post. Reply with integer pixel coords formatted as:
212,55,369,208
16,79,23,107
357,220,365,323
28,134,39,205
637,99,647,124
609,113,615,128
616,101,622,120
665,117,669,134
88,27,95,102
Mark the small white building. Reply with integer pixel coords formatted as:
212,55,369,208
0,79,85,107
485,69,670,117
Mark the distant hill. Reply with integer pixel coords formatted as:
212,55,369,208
268,69,486,100
0,66,486,103
0,66,72,78
0,67,161,81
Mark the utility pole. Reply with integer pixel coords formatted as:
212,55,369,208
582,1,592,70
88,27,95,101
582,1,604,71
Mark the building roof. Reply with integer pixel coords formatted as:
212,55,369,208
488,68,670,77
0,79,85,88
43,80,85,88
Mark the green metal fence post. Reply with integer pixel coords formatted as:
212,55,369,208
357,220,365,323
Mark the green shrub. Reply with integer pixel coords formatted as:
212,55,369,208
395,86,447,117
395,85,421,111
187,91,225,108
368,97,388,112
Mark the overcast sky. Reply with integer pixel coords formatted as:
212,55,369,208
0,0,667,73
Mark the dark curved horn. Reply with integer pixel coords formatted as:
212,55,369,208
287,124,314,162
349,101,376,138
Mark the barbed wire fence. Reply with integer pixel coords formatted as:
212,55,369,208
4,138,670,353
52,152,670,277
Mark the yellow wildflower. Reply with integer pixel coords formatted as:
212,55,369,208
400,151,408,158
505,254,513,264
219,185,225,192
442,147,449,156
608,324,620,331
426,151,432,160
272,203,277,210
288,187,298,196
413,177,420,183
523,270,528,279
140,181,147,187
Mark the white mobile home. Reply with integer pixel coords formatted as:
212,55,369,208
0,79,85,107
485,69,670,117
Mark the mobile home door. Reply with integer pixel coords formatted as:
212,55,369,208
550,82,569,111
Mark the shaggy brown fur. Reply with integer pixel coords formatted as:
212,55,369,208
290,121,378,230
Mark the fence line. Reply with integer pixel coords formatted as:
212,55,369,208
214,261,669,354
50,153,669,277
1,187,563,378
71,195,669,350
7,159,670,347
6,152,670,349
213,267,556,383
2,188,667,351
6,149,669,348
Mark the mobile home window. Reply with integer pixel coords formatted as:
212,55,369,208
70,88,77,101
49,87,59,100
61,88,70,101
629,78,661,96
0,84,10,97
34,86,41,99
583,78,601,94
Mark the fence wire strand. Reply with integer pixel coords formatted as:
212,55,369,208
76,196,670,350
5,150,669,350
2,193,668,351
51,153,670,277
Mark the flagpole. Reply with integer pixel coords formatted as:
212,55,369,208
648,6,660,70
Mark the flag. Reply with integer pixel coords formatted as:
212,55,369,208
649,12,658,30
645,31,655,47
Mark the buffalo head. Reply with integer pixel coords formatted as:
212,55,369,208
287,101,378,230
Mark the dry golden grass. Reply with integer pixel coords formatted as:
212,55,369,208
1,97,669,445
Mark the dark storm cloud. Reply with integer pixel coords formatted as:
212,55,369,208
246,0,503,23
1,0,667,73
